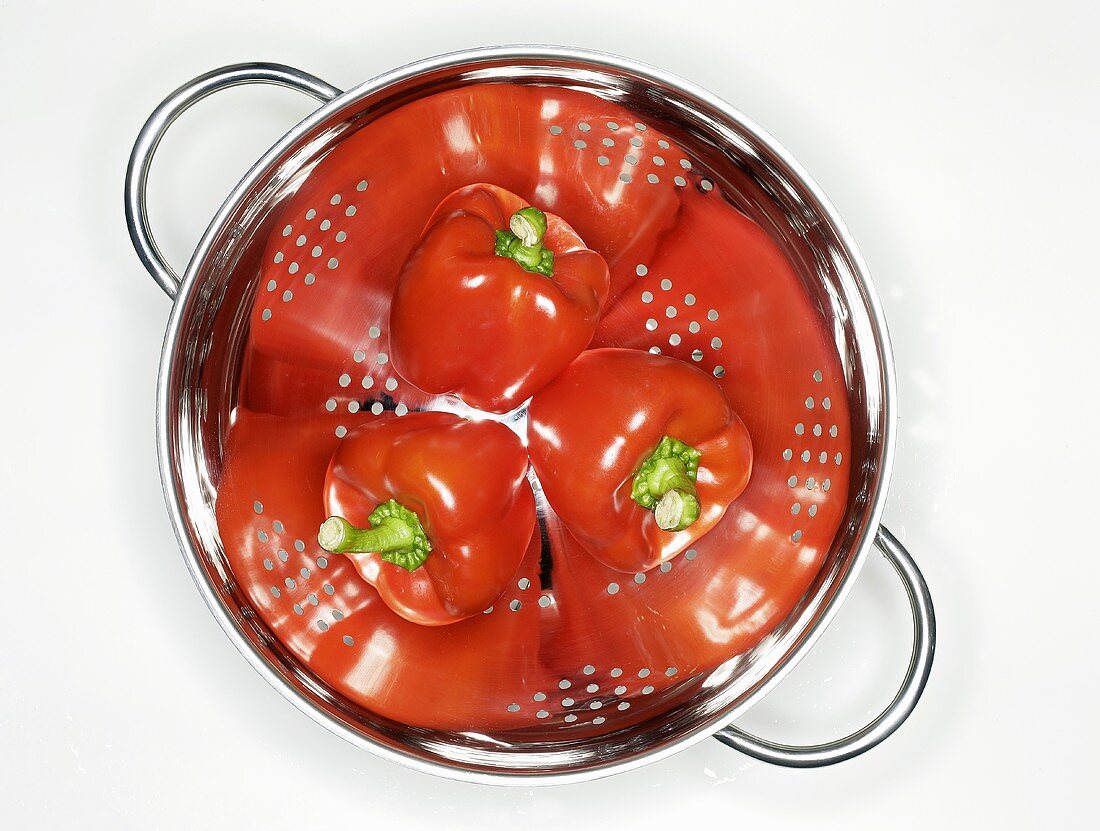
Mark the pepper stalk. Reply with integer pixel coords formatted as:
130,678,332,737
317,498,432,572
630,435,702,531
494,206,555,276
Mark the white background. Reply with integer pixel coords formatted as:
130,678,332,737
1,1,1097,827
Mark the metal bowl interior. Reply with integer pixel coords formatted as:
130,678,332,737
158,47,893,784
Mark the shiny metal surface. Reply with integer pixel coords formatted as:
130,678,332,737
132,48,935,783
716,526,936,766
124,63,341,298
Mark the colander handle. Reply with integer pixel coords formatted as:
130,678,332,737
124,63,342,299
715,525,935,767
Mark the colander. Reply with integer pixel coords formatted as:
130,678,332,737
124,47,935,784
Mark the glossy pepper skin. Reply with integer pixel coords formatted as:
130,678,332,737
528,348,753,572
215,408,546,730
389,184,610,413
320,411,536,625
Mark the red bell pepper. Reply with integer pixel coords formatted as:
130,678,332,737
528,348,753,572
241,83,686,418
215,408,548,730
318,411,536,625
388,184,609,413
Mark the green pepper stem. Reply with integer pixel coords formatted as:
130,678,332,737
631,435,703,532
654,488,701,532
318,515,414,554
317,499,432,572
510,206,547,246
494,207,555,277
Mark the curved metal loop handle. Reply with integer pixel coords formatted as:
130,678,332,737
125,62,342,299
716,525,936,767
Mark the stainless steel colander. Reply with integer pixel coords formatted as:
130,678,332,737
125,47,935,784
